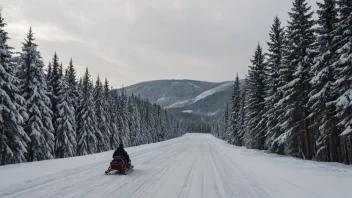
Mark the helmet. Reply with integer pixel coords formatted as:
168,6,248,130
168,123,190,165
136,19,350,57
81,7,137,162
119,143,124,148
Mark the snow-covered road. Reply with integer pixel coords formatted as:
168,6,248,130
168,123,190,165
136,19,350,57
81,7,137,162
0,133,351,198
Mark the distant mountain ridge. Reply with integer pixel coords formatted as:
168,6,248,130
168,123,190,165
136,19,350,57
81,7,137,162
121,79,244,116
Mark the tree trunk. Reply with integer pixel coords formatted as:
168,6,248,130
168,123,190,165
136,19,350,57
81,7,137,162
0,128,5,165
27,141,33,162
344,136,350,164
337,136,342,163
329,123,338,162
349,136,352,164
302,106,311,160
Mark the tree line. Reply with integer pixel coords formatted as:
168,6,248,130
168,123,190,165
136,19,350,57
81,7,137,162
0,11,193,165
212,0,352,164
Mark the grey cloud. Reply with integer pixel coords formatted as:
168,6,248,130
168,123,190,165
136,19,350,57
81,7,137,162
2,0,318,86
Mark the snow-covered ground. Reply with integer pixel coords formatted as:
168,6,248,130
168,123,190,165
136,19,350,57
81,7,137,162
0,133,351,198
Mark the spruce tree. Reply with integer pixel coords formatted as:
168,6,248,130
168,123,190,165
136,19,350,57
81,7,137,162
94,76,110,152
55,77,77,158
222,102,231,141
49,53,60,96
140,100,149,144
331,0,352,164
46,62,52,82
128,97,141,146
119,90,131,146
17,28,55,161
229,74,241,145
263,16,286,153
245,44,266,150
66,59,79,109
105,80,119,149
144,100,153,143
48,53,60,140
238,85,247,146
66,59,76,86
0,11,29,165
59,63,63,78
276,0,316,159
309,0,340,162
76,69,99,155
333,0,352,135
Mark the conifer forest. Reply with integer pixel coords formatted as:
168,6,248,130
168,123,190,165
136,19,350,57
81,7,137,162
212,0,352,164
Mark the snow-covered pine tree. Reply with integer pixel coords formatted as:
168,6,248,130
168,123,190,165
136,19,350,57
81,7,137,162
118,89,131,146
263,16,286,153
46,62,52,82
113,93,124,145
66,59,79,110
75,77,83,147
245,44,266,150
161,109,168,140
237,83,247,146
156,105,163,140
163,109,171,140
127,96,136,146
151,104,159,143
138,98,147,144
49,54,60,97
94,76,110,152
76,68,99,155
45,62,53,114
59,63,63,78
55,76,77,158
17,28,55,161
66,59,75,85
229,74,241,145
128,96,141,146
103,79,118,149
0,11,29,165
222,102,231,141
276,0,316,159
272,39,296,155
150,102,157,142
48,53,61,141
331,0,352,164
144,100,153,143
309,0,340,162
136,97,143,144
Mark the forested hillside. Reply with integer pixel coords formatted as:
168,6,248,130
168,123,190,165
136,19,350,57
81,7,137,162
213,0,352,164
122,79,237,116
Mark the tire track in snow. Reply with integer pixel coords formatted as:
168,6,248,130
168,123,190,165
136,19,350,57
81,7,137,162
177,136,208,198
75,139,191,198
148,147,197,198
73,140,190,198
131,145,194,198
207,146,227,198
115,141,191,198
209,139,272,198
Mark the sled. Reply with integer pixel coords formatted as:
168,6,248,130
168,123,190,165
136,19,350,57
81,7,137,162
105,156,134,175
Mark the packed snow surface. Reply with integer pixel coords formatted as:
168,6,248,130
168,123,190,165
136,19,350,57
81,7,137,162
0,134,351,198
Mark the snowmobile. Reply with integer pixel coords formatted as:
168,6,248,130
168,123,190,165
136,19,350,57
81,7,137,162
105,156,134,175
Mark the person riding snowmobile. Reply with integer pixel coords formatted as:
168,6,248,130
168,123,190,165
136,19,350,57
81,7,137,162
113,143,131,168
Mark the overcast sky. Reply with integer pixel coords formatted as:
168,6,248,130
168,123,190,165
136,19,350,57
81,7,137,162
2,0,318,87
